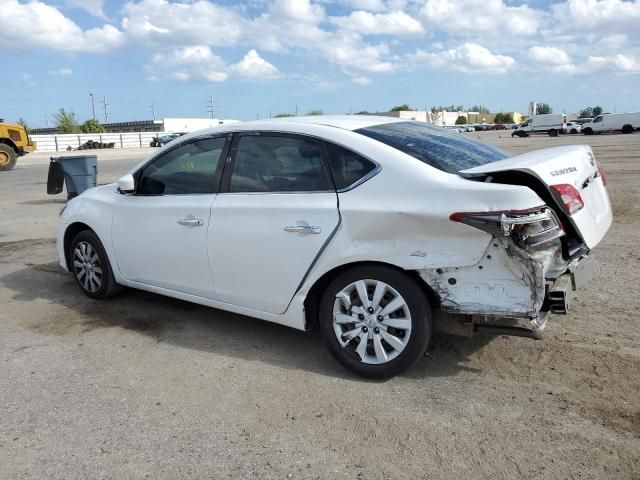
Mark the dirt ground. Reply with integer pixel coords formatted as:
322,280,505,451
0,131,638,479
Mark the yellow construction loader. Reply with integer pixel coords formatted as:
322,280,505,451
0,119,36,171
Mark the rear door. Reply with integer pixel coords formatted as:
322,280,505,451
462,145,612,248
208,133,339,314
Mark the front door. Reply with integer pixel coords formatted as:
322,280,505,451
112,136,228,298
209,133,340,314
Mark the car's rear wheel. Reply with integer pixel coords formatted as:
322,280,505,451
548,129,558,137
319,265,431,378
70,230,123,299
622,124,634,134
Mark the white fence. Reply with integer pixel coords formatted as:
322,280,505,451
30,132,172,152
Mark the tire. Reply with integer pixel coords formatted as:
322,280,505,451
570,129,577,134
0,144,17,171
319,265,431,378
622,125,634,134
548,129,558,137
583,127,593,135
69,230,123,299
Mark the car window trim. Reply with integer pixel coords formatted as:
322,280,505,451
135,134,232,196
321,140,381,193
219,131,337,195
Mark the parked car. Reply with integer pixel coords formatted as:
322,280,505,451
150,132,186,147
57,116,612,378
493,124,508,130
566,122,582,134
582,112,640,135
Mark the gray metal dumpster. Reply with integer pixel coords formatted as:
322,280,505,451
47,155,97,199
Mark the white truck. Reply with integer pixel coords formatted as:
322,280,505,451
512,113,567,137
582,112,640,135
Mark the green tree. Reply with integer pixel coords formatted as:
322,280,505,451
54,108,79,133
455,116,467,125
306,110,323,116
354,110,371,115
390,104,411,112
274,113,295,118
469,105,491,113
494,113,514,123
592,105,603,116
578,107,593,118
81,118,106,133
17,118,29,131
536,102,553,114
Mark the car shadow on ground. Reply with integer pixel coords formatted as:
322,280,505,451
1,259,492,382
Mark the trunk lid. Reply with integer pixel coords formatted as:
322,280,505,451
461,145,612,249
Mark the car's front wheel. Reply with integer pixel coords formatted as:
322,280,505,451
319,265,431,378
70,230,123,299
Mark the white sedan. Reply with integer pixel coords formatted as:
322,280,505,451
58,116,612,378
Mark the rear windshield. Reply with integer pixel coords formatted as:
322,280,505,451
355,122,509,173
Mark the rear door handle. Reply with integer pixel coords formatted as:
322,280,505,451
177,215,204,227
284,225,321,234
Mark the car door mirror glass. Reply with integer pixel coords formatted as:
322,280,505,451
117,174,136,194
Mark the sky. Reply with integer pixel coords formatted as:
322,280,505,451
0,0,639,127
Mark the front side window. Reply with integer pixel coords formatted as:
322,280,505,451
594,116,603,123
325,142,377,190
355,121,509,174
138,137,227,195
229,135,332,193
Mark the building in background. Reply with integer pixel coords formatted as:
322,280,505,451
31,117,239,134
378,110,526,125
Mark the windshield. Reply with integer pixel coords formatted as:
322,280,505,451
355,122,509,174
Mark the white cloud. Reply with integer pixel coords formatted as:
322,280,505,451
408,43,515,74
22,73,36,87
550,0,640,36
600,34,627,48
121,0,246,47
346,0,387,12
150,46,228,82
0,0,123,53
331,10,424,36
528,46,571,66
49,68,74,76
420,0,542,36
67,0,106,18
230,50,281,79
351,76,372,85
587,54,640,73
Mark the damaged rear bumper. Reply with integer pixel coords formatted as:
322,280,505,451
418,237,597,339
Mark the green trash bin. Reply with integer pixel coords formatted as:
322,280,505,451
47,155,98,199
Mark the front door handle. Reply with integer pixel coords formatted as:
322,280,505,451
177,215,204,227
284,225,321,234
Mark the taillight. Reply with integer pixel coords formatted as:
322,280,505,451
596,158,607,186
550,184,584,215
450,208,564,249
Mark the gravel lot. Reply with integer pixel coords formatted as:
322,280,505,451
1,131,639,479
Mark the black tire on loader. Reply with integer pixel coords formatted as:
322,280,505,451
0,144,17,171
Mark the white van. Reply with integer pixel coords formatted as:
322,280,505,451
512,113,566,137
583,112,640,135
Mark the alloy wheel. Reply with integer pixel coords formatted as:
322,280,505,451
72,241,103,293
0,150,9,168
332,279,412,365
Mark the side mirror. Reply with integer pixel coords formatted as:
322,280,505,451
117,174,135,194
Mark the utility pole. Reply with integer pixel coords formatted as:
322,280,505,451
89,93,96,121
150,101,156,121
268,110,272,119
295,104,298,116
102,96,109,124
207,96,215,119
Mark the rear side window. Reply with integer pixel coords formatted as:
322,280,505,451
355,122,509,174
229,135,332,193
138,137,226,195
325,142,377,190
